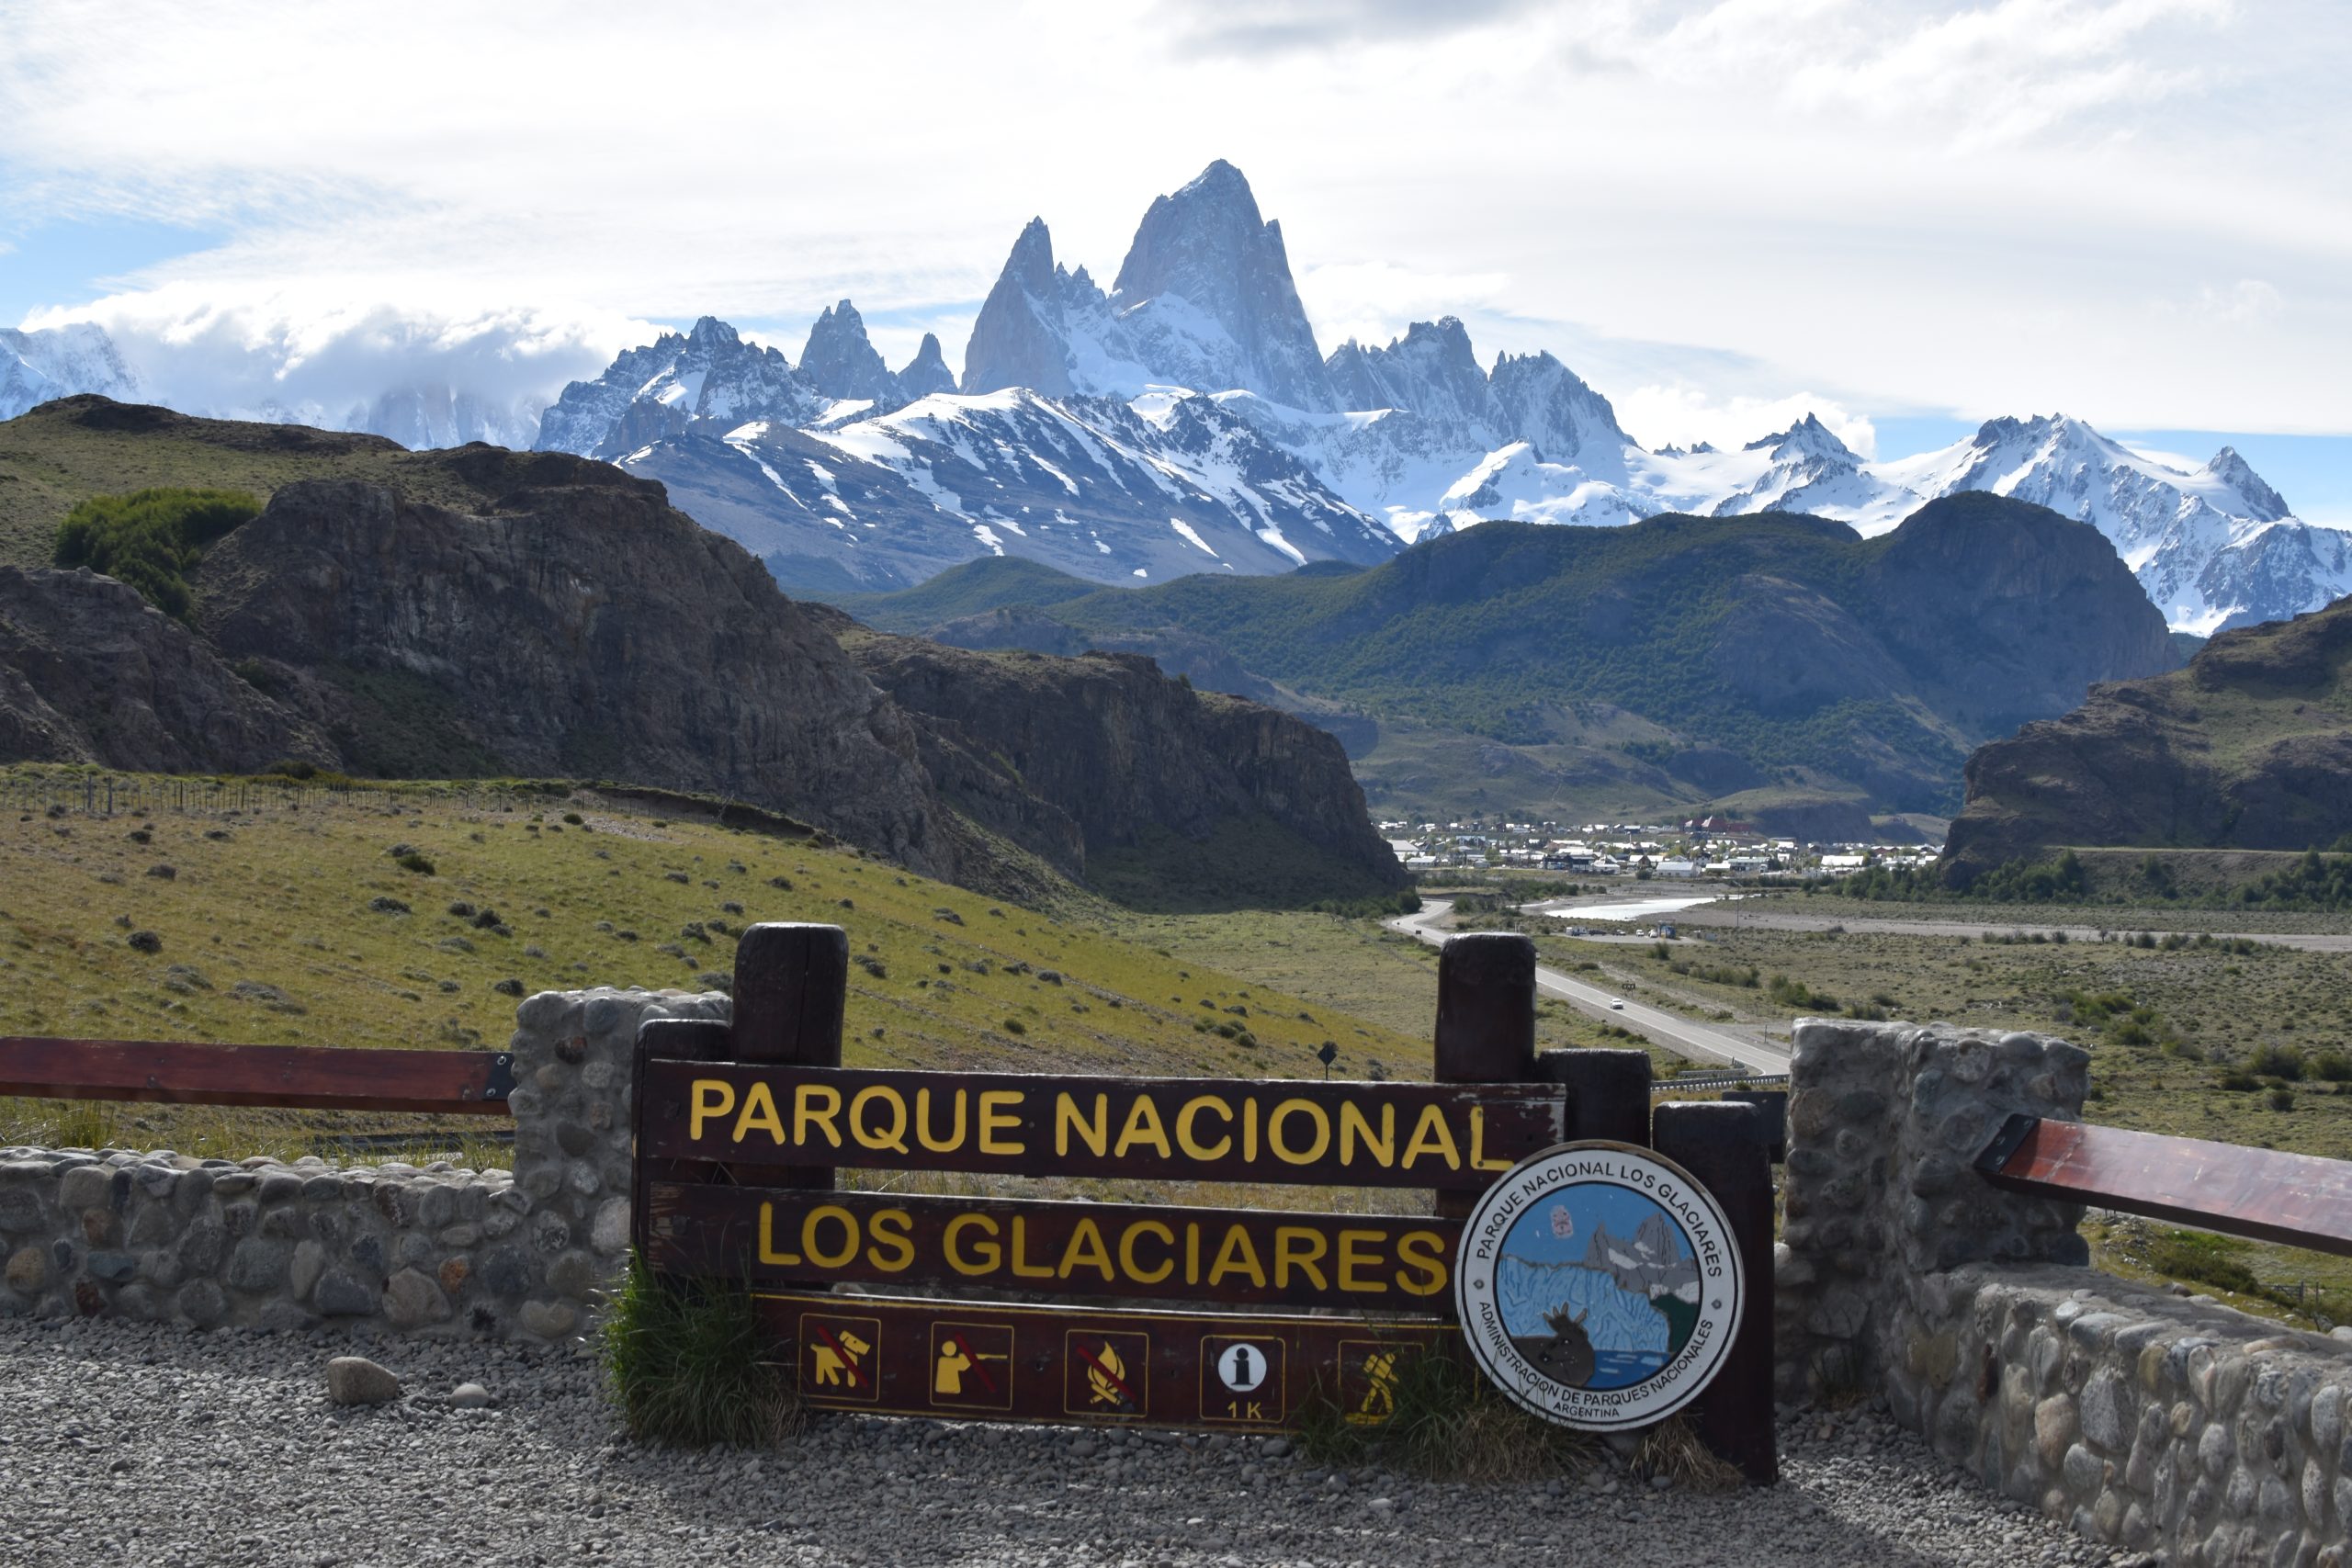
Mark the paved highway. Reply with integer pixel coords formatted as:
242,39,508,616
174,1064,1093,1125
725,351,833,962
1385,900,1792,1076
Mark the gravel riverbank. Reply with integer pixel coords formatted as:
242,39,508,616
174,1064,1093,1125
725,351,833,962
0,1314,2143,1567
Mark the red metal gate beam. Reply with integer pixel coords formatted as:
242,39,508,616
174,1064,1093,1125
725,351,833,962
1976,1113,2352,1257
0,1036,514,1114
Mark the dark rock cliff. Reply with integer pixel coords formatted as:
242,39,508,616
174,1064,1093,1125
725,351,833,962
0,565,334,772
835,624,1406,895
1943,593,2352,880
190,462,955,877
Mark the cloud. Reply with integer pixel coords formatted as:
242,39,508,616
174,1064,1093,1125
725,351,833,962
23,284,650,431
1159,0,1543,54
1295,261,1513,352
0,0,2343,439
1611,384,1880,457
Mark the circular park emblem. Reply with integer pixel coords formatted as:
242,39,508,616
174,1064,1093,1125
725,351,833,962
1453,1141,1744,1430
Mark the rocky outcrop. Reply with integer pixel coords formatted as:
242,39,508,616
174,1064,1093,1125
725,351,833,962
0,565,334,771
838,626,1405,893
1943,592,2352,879
0,426,1402,906
190,458,953,876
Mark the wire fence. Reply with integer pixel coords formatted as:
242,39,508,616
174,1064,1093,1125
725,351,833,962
2,773,543,819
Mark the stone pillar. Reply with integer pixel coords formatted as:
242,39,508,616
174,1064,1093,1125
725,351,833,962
1774,1020,2088,1404
503,986,729,1342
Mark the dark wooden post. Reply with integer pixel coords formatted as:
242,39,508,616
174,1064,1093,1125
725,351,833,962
628,922,848,1274
729,921,849,1192
1433,932,1534,1219
1651,1100,1778,1484
1537,1047,1652,1146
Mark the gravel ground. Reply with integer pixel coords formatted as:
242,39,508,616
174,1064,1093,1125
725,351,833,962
0,1314,2143,1568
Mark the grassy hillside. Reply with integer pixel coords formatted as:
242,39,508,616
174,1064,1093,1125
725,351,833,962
0,770,1425,1158
833,499,2173,818
0,397,529,572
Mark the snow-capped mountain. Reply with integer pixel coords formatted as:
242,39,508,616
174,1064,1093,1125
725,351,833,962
0,323,141,419
608,382,1399,593
535,315,829,457
16,157,2335,630
1863,416,2347,634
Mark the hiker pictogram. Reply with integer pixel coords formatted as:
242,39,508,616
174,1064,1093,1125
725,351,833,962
797,1314,881,1403
1339,1339,1408,1427
1357,1350,1398,1418
929,1323,1012,1409
1063,1329,1149,1418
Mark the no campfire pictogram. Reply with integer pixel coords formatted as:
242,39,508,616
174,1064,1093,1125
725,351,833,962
1063,1330,1149,1418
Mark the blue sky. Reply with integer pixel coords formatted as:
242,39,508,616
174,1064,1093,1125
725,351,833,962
3,0,2346,517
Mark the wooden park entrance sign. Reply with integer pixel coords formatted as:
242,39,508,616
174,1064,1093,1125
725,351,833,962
631,923,1778,1482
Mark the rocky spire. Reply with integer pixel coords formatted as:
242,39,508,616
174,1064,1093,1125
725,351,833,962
962,218,1075,397
798,299,903,407
897,333,957,399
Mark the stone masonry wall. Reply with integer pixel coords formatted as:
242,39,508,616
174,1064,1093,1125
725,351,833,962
0,987,719,1341
1781,1018,2352,1563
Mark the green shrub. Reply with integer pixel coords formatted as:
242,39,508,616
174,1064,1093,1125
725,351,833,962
395,852,435,875
52,487,262,623
601,1257,799,1447
2247,1043,2306,1081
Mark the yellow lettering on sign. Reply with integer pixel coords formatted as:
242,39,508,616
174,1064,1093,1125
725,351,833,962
1468,1106,1514,1172
1059,1218,1115,1281
1273,1225,1329,1292
1241,1098,1260,1164
1208,1226,1267,1289
1395,1230,1447,1296
756,1201,801,1265
802,1204,859,1269
1175,1095,1232,1161
794,1084,843,1149
1400,1104,1461,1170
732,1081,786,1145
1119,1220,1175,1285
1268,1099,1330,1167
1057,1092,1108,1158
1339,1101,1394,1168
978,1090,1024,1155
1009,1215,1055,1279
915,1088,965,1153
1338,1228,1386,1294
851,1086,910,1155
944,1213,1000,1275
689,1078,736,1142
1185,1222,1202,1285
1114,1096,1172,1160
867,1208,914,1273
